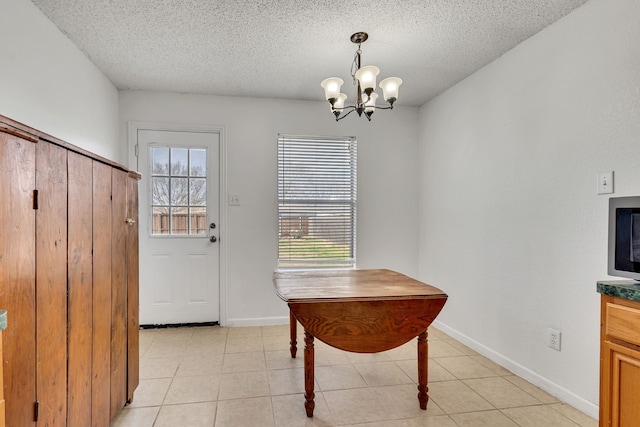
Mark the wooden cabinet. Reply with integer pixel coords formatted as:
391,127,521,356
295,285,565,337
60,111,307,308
599,294,640,427
0,115,139,426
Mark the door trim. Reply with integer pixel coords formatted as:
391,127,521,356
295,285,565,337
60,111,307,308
127,121,228,326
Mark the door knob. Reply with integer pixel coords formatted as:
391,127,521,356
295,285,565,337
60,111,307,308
210,236,217,243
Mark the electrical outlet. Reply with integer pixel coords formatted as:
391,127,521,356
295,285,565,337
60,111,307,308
547,328,561,351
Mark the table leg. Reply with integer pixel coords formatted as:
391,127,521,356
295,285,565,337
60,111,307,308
304,330,315,417
417,330,429,410
289,309,297,358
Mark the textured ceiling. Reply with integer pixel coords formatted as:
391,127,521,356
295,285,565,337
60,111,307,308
30,0,590,107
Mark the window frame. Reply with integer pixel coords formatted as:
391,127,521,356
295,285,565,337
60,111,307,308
148,145,209,237
277,134,357,269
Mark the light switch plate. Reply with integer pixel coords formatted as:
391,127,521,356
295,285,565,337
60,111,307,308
228,193,241,206
597,172,614,195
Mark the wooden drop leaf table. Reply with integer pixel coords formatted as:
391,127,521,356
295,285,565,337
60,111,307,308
273,269,448,417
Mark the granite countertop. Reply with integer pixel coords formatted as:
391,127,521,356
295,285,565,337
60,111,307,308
0,310,6,331
597,281,640,302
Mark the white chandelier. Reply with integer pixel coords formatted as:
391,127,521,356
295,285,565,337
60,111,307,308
321,32,402,121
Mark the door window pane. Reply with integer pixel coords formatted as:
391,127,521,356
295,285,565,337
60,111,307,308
190,178,206,206
150,146,208,235
171,178,188,206
152,177,169,205
171,148,188,176
151,147,169,175
190,149,206,177
152,207,170,234
190,207,207,235
171,207,188,234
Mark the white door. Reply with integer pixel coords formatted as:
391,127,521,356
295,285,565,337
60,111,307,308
137,129,220,325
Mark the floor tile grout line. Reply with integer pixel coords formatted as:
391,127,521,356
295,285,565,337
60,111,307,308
115,326,597,426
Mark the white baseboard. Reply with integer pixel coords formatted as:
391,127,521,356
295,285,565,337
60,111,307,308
432,320,599,420
224,316,289,327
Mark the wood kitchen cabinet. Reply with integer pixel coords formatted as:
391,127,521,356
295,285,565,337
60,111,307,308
598,284,640,427
0,115,139,426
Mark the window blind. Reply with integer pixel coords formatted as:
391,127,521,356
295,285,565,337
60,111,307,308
277,135,357,268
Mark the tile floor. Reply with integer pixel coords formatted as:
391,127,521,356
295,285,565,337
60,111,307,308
111,324,598,427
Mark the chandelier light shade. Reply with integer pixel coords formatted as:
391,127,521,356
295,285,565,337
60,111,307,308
333,93,348,112
321,32,402,121
320,77,344,103
379,77,402,105
354,65,379,96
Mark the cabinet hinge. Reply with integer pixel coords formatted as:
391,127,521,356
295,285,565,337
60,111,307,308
135,144,139,157
33,189,39,210
34,400,39,422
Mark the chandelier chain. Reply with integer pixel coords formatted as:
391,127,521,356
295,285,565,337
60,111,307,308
350,47,361,85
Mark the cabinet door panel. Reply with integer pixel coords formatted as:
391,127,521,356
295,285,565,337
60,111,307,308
126,175,140,402
110,169,128,420
605,340,640,427
92,162,112,427
67,152,93,426
35,140,68,426
0,131,36,426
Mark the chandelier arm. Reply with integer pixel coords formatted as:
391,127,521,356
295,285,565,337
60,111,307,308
331,103,394,121
335,107,357,122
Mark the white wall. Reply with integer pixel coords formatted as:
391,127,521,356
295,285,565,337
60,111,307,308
418,0,640,418
119,91,419,326
0,0,120,162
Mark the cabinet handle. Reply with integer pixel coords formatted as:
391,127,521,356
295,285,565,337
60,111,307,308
125,218,136,225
